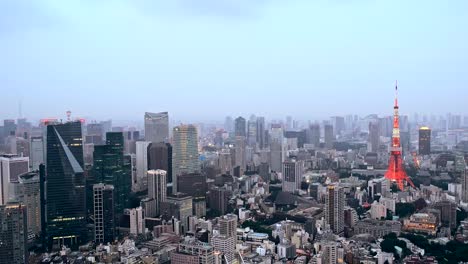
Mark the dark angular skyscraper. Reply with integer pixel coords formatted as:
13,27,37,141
45,121,87,248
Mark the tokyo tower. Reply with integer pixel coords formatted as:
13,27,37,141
385,82,415,190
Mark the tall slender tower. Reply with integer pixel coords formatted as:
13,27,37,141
385,82,415,190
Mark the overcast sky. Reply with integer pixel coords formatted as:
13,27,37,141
1,0,467,123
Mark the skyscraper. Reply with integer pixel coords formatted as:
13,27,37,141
12,172,41,238
165,194,193,233
224,116,233,135
136,141,151,191
368,121,380,153
93,184,115,244
235,136,246,174
219,214,237,238
148,142,173,184
0,154,29,205
0,203,27,264
92,132,131,219
234,117,246,137
172,125,199,194
147,170,167,216
282,160,304,193
307,124,321,148
325,185,345,234
331,116,345,136
45,121,87,248
144,112,169,144
256,117,266,149
247,120,257,147
419,127,431,155
324,124,334,149
463,168,468,203
30,136,44,171
270,124,284,172
213,214,237,263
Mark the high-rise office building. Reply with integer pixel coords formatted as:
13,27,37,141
212,235,236,263
144,112,169,144
331,116,345,136
324,124,334,149
419,127,431,155
270,125,284,172
92,132,131,219
45,121,87,247
148,142,173,184
368,121,380,153
463,167,468,203
136,141,151,191
325,185,345,234
3,119,16,137
235,136,246,173
30,137,44,171
93,184,115,244
234,117,246,137
307,124,320,148
172,125,199,194
224,116,233,135
166,194,193,233
256,117,266,149
208,187,231,216
0,203,27,264
247,120,257,147
0,154,29,205
282,160,304,193
219,214,237,238
147,170,167,217
12,172,41,238
85,123,104,145
177,172,207,199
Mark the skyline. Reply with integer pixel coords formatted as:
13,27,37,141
1,0,468,122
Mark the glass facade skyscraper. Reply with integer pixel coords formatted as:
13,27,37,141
144,112,169,144
45,121,87,248
172,125,199,194
92,132,131,222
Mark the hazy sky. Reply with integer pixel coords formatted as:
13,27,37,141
1,0,467,123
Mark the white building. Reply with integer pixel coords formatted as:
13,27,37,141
30,137,44,170
130,207,145,236
371,201,387,220
147,170,167,216
0,154,29,205
136,141,151,192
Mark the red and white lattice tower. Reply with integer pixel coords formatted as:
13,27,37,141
385,82,415,190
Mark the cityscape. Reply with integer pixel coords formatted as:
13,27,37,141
1,84,468,264
2,1,468,264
